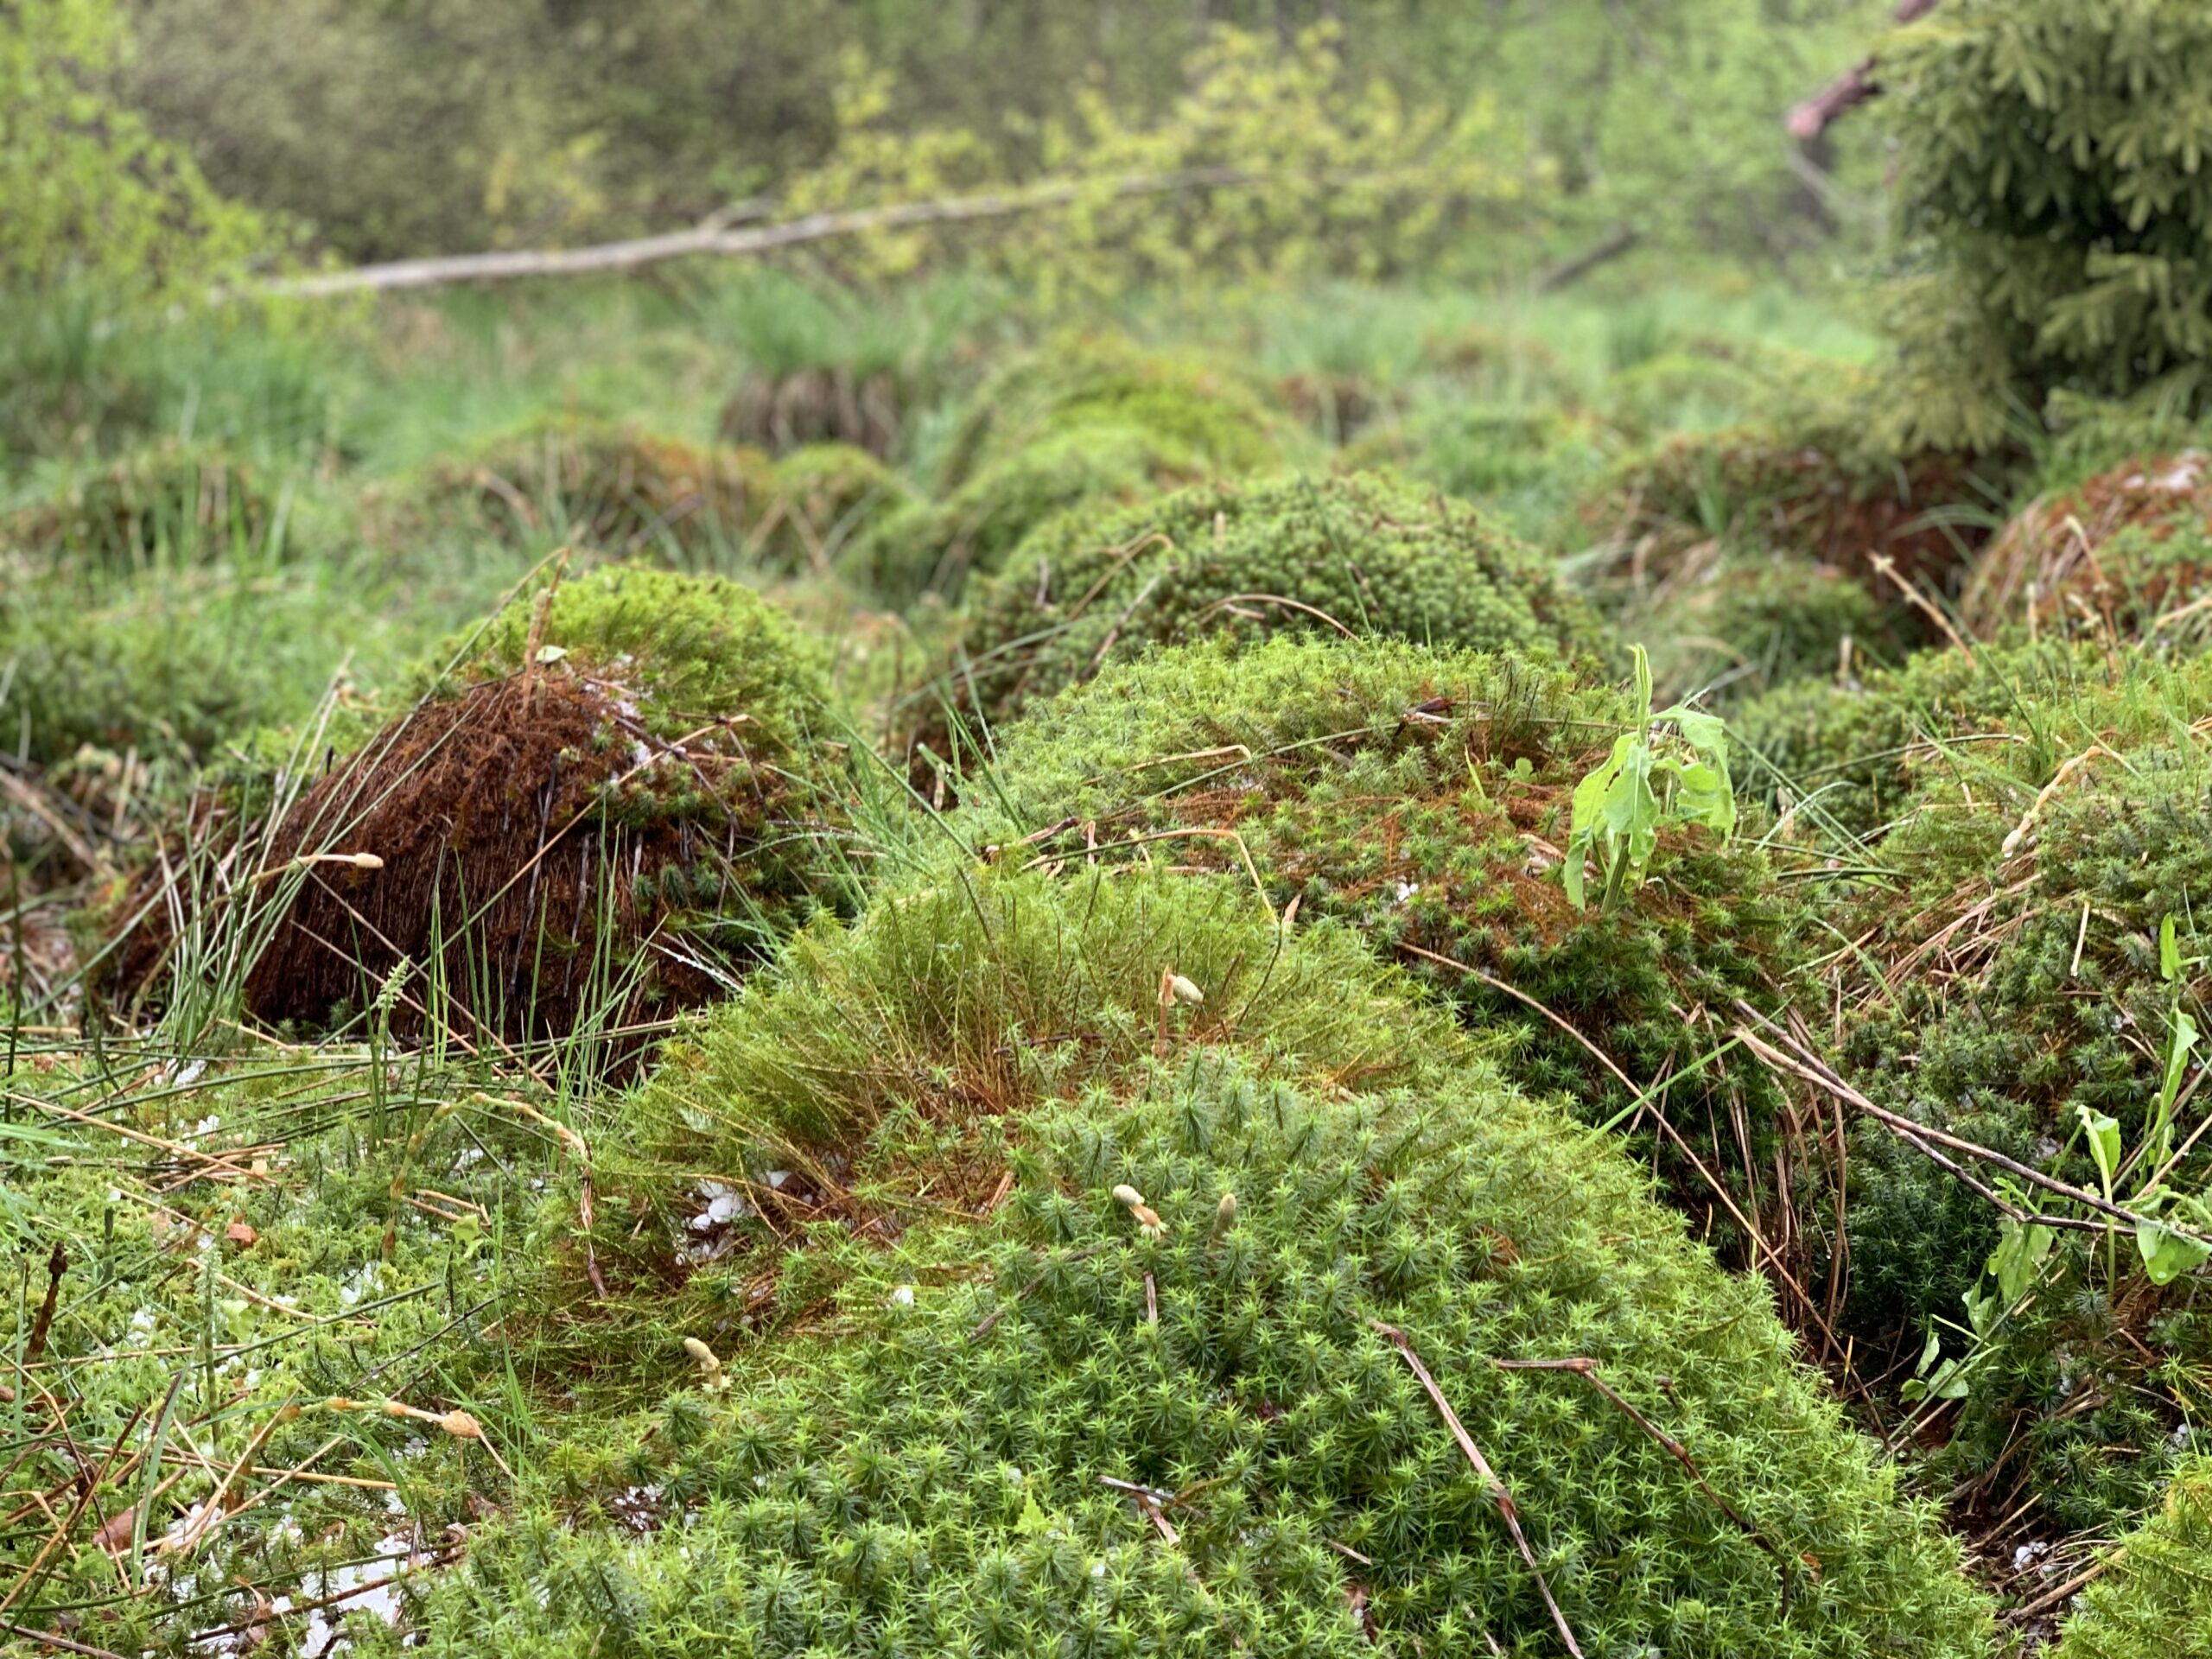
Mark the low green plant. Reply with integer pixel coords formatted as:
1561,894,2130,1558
1561,645,1735,912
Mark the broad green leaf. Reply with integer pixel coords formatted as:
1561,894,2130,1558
2077,1103,2122,1194
2137,1217,2211,1286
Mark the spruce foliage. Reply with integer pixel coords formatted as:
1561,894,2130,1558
1884,0,2212,448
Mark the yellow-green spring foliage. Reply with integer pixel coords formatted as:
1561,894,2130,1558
968,637,1802,1253
2048,1455,2212,1659
851,338,1289,600
1882,0,2212,448
413,868,1992,1657
949,472,1604,739
1,0,275,301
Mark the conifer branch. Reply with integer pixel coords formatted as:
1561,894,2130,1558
1786,0,1942,141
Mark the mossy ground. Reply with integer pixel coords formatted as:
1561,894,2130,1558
925,470,1606,776
11,280,2212,1650
961,638,1812,1271
418,868,1993,1658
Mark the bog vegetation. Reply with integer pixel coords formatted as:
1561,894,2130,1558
10,0,2212,1655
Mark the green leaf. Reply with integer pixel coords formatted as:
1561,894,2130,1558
2077,1103,2123,1195
1986,1217,2055,1306
2162,913,2182,982
2136,1217,2210,1287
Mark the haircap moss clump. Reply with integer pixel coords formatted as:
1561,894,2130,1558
1584,416,1993,610
849,337,1294,603
932,334,1289,496
1732,642,2212,846
396,418,780,566
934,471,1605,756
436,865,1993,1657
1827,743,2212,1536
235,566,846,1050
2044,1455,2212,1659
963,636,1806,1263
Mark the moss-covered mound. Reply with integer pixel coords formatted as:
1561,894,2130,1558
935,472,1605,756
404,419,780,563
1,442,275,568
1732,642,2212,844
849,424,1210,601
1585,421,1991,604
1617,548,1903,708
966,636,1806,1260
1825,741,2212,1535
1962,451,2212,651
418,868,1993,1657
849,339,1291,602
756,442,912,575
2048,1455,2212,1658
238,567,843,1047
933,335,1287,495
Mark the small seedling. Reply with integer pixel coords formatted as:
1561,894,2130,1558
1563,645,1735,912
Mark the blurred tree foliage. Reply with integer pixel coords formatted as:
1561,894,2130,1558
113,0,1886,267
2,0,273,299
1880,0,2212,451
785,24,1530,296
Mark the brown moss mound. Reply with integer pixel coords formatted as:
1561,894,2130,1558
243,665,822,1048
401,423,778,563
1590,426,1988,598
719,367,903,459
1961,451,2212,646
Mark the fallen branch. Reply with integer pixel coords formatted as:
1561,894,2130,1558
257,166,1273,300
1535,225,1641,294
1786,0,1942,142
1370,1319,1584,1657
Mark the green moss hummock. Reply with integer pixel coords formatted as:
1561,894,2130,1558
936,471,1605,754
968,635,1805,1256
400,867,1993,1658
237,566,847,1047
